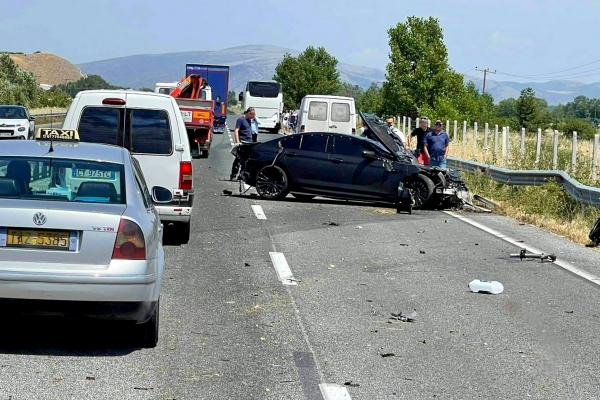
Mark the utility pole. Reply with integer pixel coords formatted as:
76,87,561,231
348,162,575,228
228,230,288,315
475,67,496,94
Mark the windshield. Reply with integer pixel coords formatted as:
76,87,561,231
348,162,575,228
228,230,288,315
0,107,27,120
248,82,281,98
0,156,126,204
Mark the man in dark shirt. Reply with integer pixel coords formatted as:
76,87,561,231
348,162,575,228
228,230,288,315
424,120,450,169
409,117,432,165
230,108,255,180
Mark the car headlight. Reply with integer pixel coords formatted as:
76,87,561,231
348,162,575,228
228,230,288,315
18,127,25,132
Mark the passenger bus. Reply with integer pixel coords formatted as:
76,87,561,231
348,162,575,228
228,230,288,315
238,81,283,133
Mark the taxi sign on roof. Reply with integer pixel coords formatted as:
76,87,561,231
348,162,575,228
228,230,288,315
36,128,80,141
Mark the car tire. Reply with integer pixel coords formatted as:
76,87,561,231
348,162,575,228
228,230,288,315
255,165,290,200
291,193,315,201
405,174,435,209
201,149,209,158
176,221,191,244
140,300,159,348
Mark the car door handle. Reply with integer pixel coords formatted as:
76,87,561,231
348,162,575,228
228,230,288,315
329,125,338,129
287,152,298,157
331,158,343,164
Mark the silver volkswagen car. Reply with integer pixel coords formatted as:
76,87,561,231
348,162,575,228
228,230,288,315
0,132,166,347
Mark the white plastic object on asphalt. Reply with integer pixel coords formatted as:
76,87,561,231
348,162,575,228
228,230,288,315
319,383,352,400
251,205,266,220
269,252,297,286
469,279,504,294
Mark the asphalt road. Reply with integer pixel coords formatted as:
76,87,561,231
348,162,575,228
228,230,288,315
1,115,600,399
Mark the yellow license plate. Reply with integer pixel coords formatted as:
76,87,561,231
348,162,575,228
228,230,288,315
7,229,70,249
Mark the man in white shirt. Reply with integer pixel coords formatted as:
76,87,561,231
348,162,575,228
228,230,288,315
385,116,406,146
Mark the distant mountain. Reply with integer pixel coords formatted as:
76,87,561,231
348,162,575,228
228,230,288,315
78,45,600,106
78,45,386,94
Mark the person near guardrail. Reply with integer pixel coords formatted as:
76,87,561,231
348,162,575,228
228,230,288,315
409,117,431,165
424,120,450,169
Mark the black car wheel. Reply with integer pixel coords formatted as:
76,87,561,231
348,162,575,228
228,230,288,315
291,193,315,201
405,174,435,209
255,165,290,200
140,300,159,348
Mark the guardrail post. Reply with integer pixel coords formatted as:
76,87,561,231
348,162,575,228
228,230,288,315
553,130,559,169
494,125,499,156
453,120,458,143
473,122,478,148
416,117,420,128
593,134,599,181
462,121,467,146
502,127,508,165
535,128,542,164
484,123,489,149
408,117,411,134
520,128,526,158
402,116,406,134
445,120,449,136
571,131,578,173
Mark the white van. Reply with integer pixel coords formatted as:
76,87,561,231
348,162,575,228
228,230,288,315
154,82,178,95
62,90,194,244
296,95,356,135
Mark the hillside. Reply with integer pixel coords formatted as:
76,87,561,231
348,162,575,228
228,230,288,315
10,53,85,86
78,45,386,93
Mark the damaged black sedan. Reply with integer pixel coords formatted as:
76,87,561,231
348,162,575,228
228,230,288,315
235,112,470,211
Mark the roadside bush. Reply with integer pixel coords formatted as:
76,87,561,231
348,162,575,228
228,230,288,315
558,118,597,139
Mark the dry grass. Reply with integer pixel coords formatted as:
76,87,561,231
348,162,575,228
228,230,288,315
10,53,84,86
29,107,68,116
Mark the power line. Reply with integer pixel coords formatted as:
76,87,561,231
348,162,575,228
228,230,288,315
475,67,496,93
496,65,600,81
494,58,600,79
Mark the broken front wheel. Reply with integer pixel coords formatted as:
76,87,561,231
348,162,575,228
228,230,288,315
255,165,290,200
405,174,434,209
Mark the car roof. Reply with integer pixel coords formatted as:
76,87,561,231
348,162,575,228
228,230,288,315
75,89,173,100
0,140,127,164
0,105,27,109
302,95,354,101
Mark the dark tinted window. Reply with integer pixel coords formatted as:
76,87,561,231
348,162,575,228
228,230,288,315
130,109,172,154
281,135,301,150
78,107,122,145
333,136,364,157
300,135,328,152
0,106,27,119
158,88,172,95
248,82,281,98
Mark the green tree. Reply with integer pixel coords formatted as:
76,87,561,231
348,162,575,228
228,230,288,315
0,53,41,107
497,98,517,118
139,87,154,92
273,46,341,109
56,75,124,98
516,87,542,131
335,82,363,100
227,90,238,106
357,83,383,114
380,17,462,118
37,87,72,108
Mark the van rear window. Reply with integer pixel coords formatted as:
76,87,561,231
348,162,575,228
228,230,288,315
308,102,327,121
331,103,350,122
78,107,172,155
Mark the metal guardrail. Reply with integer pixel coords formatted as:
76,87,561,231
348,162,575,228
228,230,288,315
31,113,66,118
447,157,600,207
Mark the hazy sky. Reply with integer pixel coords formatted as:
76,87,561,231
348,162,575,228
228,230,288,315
2,0,600,83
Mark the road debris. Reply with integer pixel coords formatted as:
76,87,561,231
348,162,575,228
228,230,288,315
344,381,360,387
419,250,425,254
133,387,154,391
85,376,95,381
323,221,340,226
356,226,363,229
380,353,396,358
244,262,251,267
510,248,556,263
388,310,417,323
469,279,504,294
222,189,233,196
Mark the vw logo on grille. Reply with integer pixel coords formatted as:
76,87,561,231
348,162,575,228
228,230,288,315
33,212,47,226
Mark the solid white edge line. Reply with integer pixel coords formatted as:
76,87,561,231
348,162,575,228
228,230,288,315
251,205,267,220
320,383,352,400
445,211,600,286
269,252,297,286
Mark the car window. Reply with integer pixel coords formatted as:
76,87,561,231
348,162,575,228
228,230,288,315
78,107,123,146
0,106,27,119
331,103,350,122
130,109,172,155
333,136,365,157
281,135,301,150
308,101,327,121
158,88,172,95
132,158,153,209
300,135,328,152
0,156,125,204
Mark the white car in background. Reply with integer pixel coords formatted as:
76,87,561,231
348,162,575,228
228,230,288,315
0,105,35,140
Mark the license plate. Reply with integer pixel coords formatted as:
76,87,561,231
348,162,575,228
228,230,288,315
181,111,192,123
0,132,12,137
2,228,77,250
72,169,115,180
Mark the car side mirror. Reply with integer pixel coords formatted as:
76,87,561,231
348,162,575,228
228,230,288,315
362,150,378,160
238,92,243,102
29,116,35,122
152,186,173,203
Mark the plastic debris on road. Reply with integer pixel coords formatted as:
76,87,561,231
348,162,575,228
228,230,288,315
469,279,504,294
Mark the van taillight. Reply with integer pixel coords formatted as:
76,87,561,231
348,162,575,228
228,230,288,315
179,161,193,190
102,98,126,105
112,219,145,260
300,125,305,133
352,128,356,134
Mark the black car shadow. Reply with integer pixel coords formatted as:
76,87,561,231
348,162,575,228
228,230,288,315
0,315,141,356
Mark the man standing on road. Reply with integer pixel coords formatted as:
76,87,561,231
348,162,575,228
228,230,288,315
385,116,406,145
230,108,255,180
409,117,432,165
424,120,450,169
250,114,261,143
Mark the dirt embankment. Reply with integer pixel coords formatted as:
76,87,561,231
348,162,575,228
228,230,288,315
10,53,85,86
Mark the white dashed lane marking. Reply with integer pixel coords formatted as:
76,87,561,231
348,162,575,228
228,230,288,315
320,384,352,400
269,252,297,286
251,205,267,220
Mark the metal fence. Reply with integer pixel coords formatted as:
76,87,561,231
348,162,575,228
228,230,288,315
447,157,600,207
